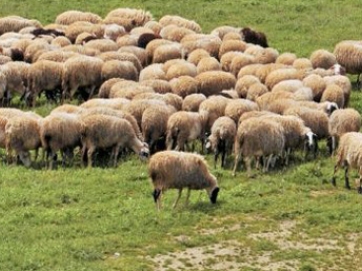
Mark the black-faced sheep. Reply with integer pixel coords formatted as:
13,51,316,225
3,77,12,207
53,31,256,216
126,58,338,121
148,150,219,210
240,27,268,48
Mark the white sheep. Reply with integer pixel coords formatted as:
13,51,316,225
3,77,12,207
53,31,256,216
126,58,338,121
169,75,199,98
101,60,139,81
205,116,236,168
148,150,219,210
195,71,236,97
55,10,102,25
81,114,149,167
158,15,202,33
140,79,172,94
310,49,337,69
182,93,207,112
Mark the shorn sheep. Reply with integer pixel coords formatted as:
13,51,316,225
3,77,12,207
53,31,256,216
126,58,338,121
148,150,220,210
331,132,362,193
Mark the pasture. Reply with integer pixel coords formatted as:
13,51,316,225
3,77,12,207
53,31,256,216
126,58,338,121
1,1,362,271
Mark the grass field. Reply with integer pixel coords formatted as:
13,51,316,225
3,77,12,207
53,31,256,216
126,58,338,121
1,1,362,270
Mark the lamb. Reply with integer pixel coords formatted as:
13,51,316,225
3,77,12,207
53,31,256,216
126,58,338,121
166,111,203,152
205,116,236,168
149,150,219,210
232,118,285,176
195,71,236,97
182,93,207,112
331,132,362,192
327,108,361,155
141,104,177,154
40,112,83,169
5,115,42,167
80,114,149,167
333,40,362,87
26,60,63,106
61,55,104,102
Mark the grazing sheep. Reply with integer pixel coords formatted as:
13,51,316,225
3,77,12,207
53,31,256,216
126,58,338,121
141,104,176,154
164,60,197,80
98,78,125,98
169,75,198,98
197,56,221,74
26,60,63,106
323,75,352,108
233,118,285,176
5,115,42,167
246,82,269,102
292,58,313,70
139,63,166,81
230,53,255,77
101,60,139,81
80,97,130,110
152,42,184,64
187,48,210,65
327,108,361,155
210,25,241,40
218,39,247,59
166,111,203,152
81,114,149,167
64,21,104,43
235,75,261,98
0,16,42,35
160,25,196,42
51,104,84,114
302,74,327,102
320,83,345,109
296,100,339,116
224,99,259,124
62,55,104,102
159,15,202,33
195,71,236,97
144,21,162,35
205,116,236,168
331,132,362,192
109,83,154,100
310,49,337,69
276,52,297,65
265,68,305,90
97,51,142,73
181,34,221,58
55,10,102,25
40,112,83,169
140,79,172,94
148,150,220,210
220,51,244,72
105,8,154,30
118,45,148,67
333,40,362,87
240,27,268,47
182,93,207,112
83,38,119,52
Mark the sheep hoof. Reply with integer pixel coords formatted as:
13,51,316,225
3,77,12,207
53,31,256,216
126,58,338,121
331,177,336,187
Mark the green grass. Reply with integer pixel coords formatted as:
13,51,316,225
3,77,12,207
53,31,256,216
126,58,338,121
1,0,362,270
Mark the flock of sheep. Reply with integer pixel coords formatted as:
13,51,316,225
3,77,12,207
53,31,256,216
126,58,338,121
1,8,362,207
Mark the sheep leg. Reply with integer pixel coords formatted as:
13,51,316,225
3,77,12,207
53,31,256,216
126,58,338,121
232,150,242,176
173,188,183,209
185,188,191,206
344,161,351,189
214,149,219,169
244,157,253,177
263,154,273,173
331,163,340,187
152,188,162,211
112,145,121,167
87,146,96,168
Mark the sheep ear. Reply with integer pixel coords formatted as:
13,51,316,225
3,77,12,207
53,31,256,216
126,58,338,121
210,187,220,204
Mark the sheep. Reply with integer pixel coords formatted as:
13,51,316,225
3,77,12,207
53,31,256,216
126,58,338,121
182,93,207,112
310,49,337,69
256,91,294,112
246,82,269,102
36,50,79,63
230,53,255,77
164,60,197,80
40,112,83,169
137,32,160,49
143,21,162,35
50,104,84,114
109,83,154,100
140,79,171,94
195,71,236,97
75,31,99,45
152,42,184,64
232,118,285,176
160,25,196,42
139,63,166,81
118,45,148,67
64,21,104,43
61,55,104,102
103,23,126,41
244,46,278,64
240,27,268,47
271,79,304,94
276,52,297,65
331,132,362,192
210,25,241,40
55,10,102,25
104,8,153,30
79,98,130,110
205,116,236,168
144,38,173,63
187,48,210,65
133,92,182,111
323,75,352,108
97,51,143,73
218,39,247,59
5,115,42,167
292,58,313,70
327,108,361,155
169,75,199,98
148,150,220,210
320,83,345,109
61,44,100,57
26,60,63,106
79,106,142,141
265,68,305,90
0,16,42,35
141,104,177,154
166,111,203,152
296,100,339,116
83,39,119,52
235,75,261,98
253,63,287,83
283,106,330,141
220,51,244,72
302,74,327,102
101,60,139,81
199,95,230,135
333,40,362,87
224,99,259,124
98,78,125,98
197,56,221,74
181,34,222,59
158,15,202,33
80,114,149,167
116,34,139,47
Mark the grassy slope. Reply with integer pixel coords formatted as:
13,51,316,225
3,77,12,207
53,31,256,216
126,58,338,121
1,1,362,270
